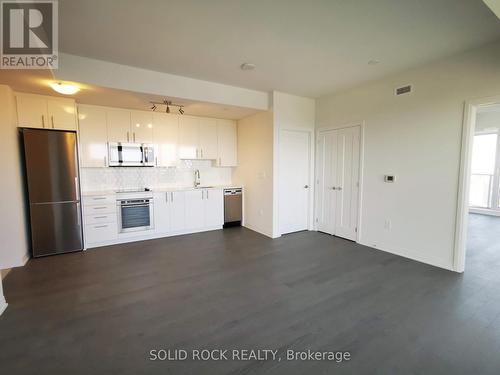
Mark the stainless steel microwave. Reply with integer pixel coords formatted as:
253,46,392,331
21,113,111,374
108,142,155,167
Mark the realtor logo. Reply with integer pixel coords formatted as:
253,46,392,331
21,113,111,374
1,0,58,69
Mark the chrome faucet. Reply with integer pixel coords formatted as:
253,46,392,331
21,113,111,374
194,169,201,187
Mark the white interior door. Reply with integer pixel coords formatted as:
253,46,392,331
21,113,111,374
279,130,310,234
316,126,360,241
316,130,338,235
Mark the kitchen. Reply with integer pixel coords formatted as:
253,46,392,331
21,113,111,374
16,91,244,255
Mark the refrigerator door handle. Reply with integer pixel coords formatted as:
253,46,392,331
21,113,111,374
74,177,80,200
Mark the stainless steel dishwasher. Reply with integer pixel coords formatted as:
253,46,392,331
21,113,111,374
223,188,242,227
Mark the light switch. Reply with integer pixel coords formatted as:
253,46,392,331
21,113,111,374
384,175,396,183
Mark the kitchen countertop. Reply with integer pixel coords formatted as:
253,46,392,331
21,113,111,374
82,185,243,197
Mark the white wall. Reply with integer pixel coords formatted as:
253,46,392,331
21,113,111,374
56,53,269,111
272,91,315,237
233,111,274,237
316,41,500,270
0,85,29,270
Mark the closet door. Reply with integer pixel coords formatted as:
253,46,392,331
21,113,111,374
316,126,360,241
316,130,338,235
334,126,360,240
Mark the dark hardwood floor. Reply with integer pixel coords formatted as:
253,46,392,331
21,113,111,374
1,218,500,374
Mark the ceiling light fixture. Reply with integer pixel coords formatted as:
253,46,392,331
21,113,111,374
49,82,80,95
149,100,185,114
240,62,256,71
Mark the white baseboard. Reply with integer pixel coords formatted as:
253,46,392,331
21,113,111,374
85,226,224,249
242,223,273,238
0,297,7,316
21,253,30,266
358,240,455,272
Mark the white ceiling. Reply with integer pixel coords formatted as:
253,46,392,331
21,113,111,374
58,0,500,98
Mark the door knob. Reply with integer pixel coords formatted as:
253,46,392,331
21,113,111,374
337,187,342,191
304,185,309,188
331,186,336,190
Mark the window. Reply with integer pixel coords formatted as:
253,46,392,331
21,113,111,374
469,133,499,209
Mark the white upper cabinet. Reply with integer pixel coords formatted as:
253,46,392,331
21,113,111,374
107,108,131,143
46,98,78,130
216,119,237,166
16,94,47,128
153,112,179,166
130,110,153,144
16,93,77,130
178,116,218,160
78,105,108,168
199,117,218,160
179,116,199,159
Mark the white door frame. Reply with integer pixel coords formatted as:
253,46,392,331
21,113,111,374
315,122,365,242
276,127,315,236
454,95,500,272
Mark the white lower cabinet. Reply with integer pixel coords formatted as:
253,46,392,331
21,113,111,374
85,222,118,244
185,188,223,230
185,190,205,230
84,188,224,248
154,191,186,234
156,188,223,234
204,188,224,227
83,195,118,247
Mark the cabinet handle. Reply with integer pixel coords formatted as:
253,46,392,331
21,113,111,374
51,115,54,128
207,189,209,199
219,157,221,166
94,216,108,219
93,207,107,210
201,149,203,158
171,192,174,202
127,131,130,142
166,192,168,203
104,156,107,167
196,148,199,158
92,197,106,200
133,132,136,142
94,225,108,229
201,190,204,200
41,115,45,128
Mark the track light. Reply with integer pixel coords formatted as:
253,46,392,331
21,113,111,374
149,99,185,114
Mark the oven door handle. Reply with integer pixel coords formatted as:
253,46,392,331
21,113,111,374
120,204,150,208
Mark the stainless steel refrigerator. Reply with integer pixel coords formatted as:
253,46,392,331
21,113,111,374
21,128,83,257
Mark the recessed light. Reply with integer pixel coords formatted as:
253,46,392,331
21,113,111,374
368,60,380,65
49,82,80,95
240,63,256,71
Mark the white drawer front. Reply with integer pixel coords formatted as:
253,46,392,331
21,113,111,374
85,213,117,225
84,203,116,215
85,222,118,244
83,195,115,205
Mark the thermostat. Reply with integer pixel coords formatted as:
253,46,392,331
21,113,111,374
384,175,396,183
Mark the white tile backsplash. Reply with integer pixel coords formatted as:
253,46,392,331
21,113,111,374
80,160,233,192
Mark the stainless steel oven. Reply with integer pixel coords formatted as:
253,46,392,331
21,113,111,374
117,197,154,233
